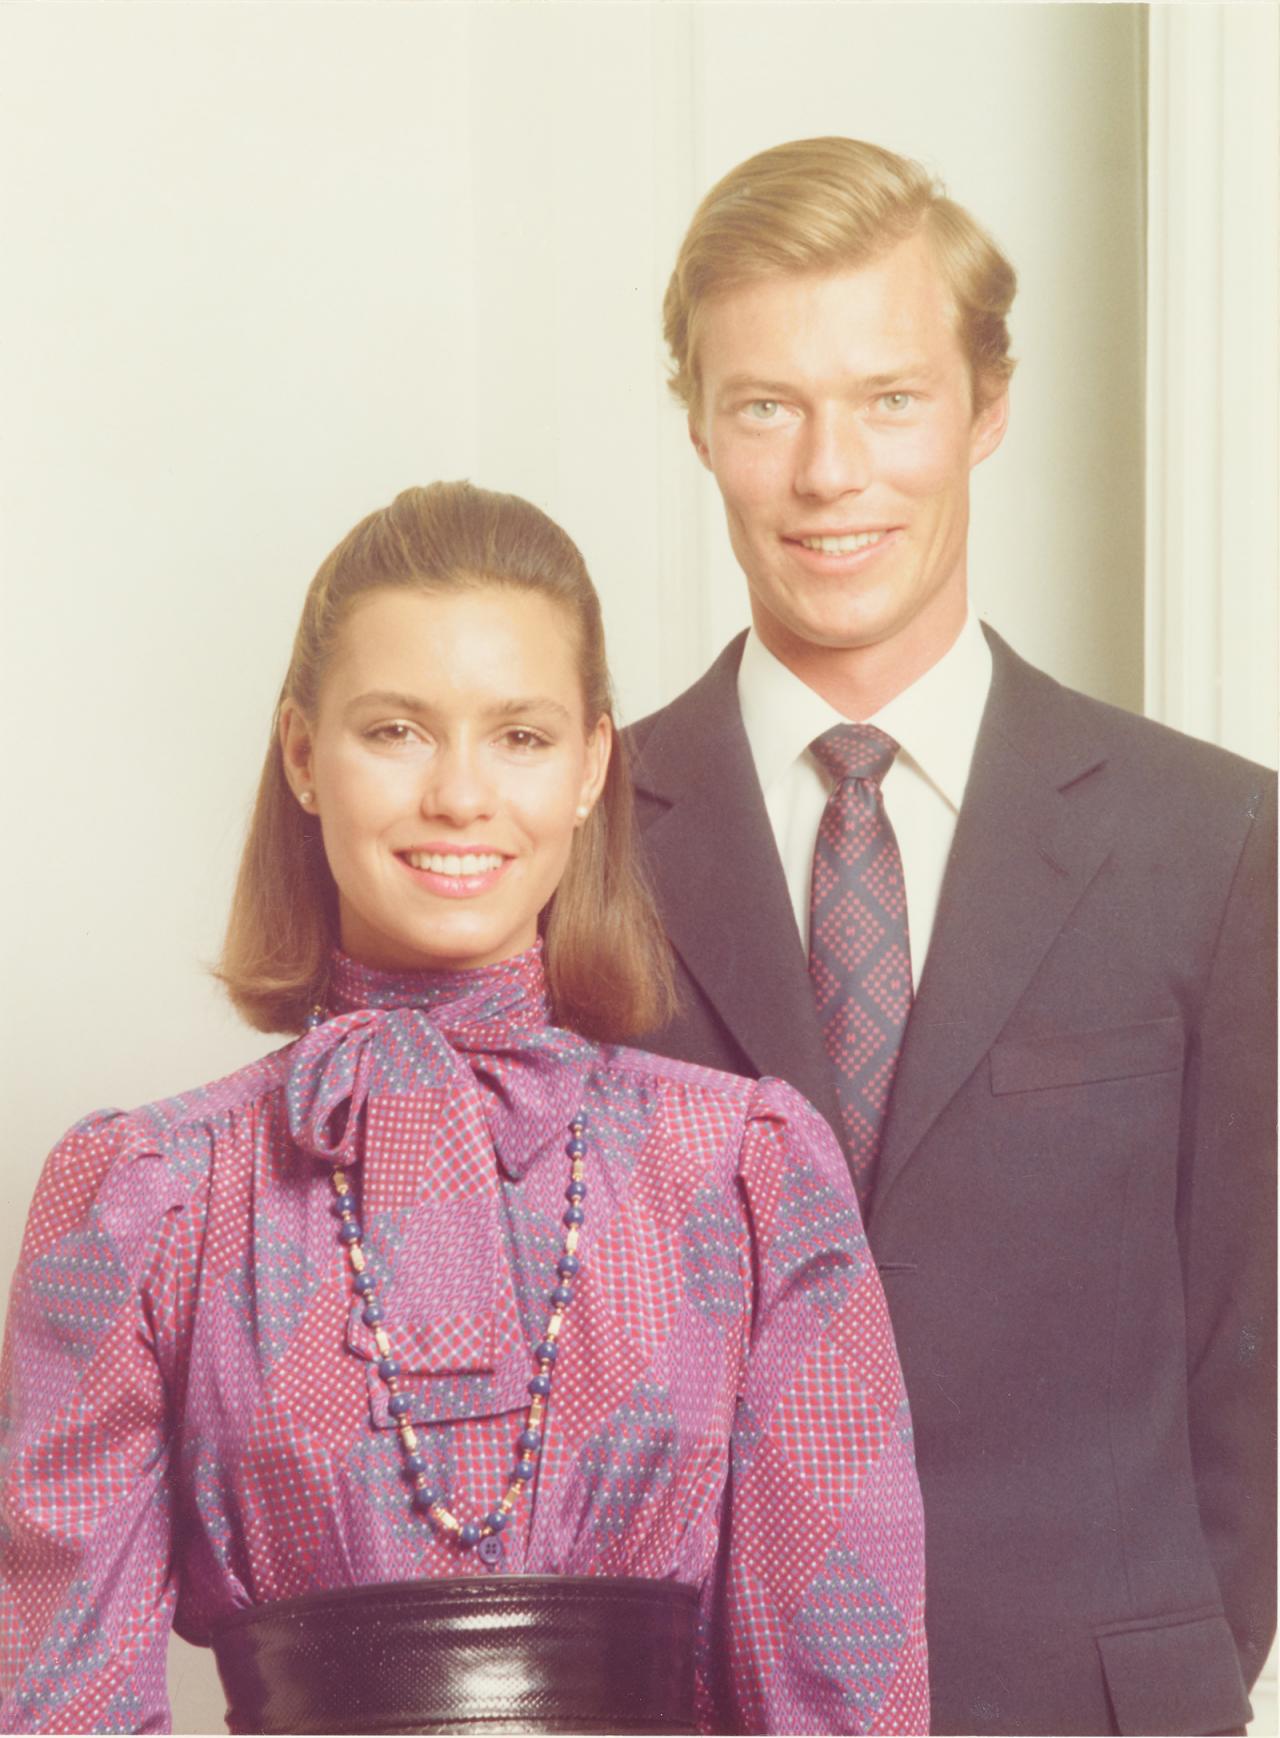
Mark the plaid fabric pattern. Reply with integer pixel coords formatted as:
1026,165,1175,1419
808,725,913,1204
0,945,926,1734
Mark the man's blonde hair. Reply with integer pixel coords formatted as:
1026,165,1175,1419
663,137,1017,425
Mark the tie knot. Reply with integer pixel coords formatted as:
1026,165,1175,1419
810,722,900,787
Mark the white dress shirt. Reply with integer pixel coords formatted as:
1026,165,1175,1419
736,614,993,987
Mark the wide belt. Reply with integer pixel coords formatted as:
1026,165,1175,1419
210,1574,700,1735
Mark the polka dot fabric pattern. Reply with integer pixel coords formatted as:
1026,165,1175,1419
0,944,926,1734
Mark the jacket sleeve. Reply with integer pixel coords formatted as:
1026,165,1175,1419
1179,774,1278,1688
0,1112,191,1733
700,1079,928,1736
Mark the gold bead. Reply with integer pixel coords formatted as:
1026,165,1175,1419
349,1246,366,1272
374,1327,392,1356
399,1424,418,1451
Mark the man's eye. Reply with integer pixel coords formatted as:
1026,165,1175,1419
745,399,781,421
880,392,914,412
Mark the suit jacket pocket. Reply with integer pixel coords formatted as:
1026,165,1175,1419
1095,1610,1251,1735
990,1017,1183,1095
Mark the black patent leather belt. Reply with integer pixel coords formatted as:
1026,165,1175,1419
210,1574,700,1735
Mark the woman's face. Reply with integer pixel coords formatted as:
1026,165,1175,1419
280,584,610,974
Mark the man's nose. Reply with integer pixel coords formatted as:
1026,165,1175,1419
793,407,871,499
420,744,496,825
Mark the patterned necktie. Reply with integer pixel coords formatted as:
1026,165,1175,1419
807,724,913,1205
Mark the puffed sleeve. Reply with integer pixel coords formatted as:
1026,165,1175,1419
700,1079,928,1736
0,1110,195,1733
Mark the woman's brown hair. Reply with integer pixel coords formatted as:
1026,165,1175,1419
218,481,675,1042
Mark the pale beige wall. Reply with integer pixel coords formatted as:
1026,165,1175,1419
1,5,1151,1731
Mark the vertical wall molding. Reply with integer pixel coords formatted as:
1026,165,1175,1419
651,2,711,699
1145,5,1279,766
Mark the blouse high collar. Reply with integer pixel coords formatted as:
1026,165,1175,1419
285,941,590,1183
325,942,552,1032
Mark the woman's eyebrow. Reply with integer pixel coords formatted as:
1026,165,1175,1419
342,691,574,724
343,689,430,716
487,697,575,725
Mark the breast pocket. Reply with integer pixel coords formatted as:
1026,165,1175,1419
990,1017,1184,1095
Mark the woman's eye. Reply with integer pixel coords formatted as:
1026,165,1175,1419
366,721,418,745
502,728,548,752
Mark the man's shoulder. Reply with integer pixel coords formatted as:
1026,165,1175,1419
986,628,1275,805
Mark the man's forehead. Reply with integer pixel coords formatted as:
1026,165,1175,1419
696,253,965,381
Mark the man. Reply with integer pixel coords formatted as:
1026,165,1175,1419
628,137,1275,1736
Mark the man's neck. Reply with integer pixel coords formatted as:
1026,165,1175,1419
755,599,969,721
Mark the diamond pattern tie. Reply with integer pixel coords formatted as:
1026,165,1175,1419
808,724,913,1206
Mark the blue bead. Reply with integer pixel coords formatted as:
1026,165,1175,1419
330,1194,351,1216
486,1509,509,1532
513,1459,536,1481
551,1283,573,1306
362,1302,384,1325
566,1180,586,1202
528,1374,552,1398
566,1137,587,1158
518,1427,542,1452
387,1392,411,1417
460,1522,482,1547
571,1111,589,1130
405,1452,427,1476
338,1220,362,1243
563,1206,585,1227
557,1255,580,1277
353,1272,375,1295
377,1356,400,1381
534,1341,558,1363
411,1485,436,1511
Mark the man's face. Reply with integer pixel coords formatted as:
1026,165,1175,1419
691,232,1008,683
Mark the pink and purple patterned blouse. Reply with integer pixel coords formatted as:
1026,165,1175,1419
0,946,927,1734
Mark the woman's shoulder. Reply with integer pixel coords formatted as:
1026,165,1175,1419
32,1045,294,1232
595,1044,836,1138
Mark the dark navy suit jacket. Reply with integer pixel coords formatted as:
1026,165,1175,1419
626,627,1276,1737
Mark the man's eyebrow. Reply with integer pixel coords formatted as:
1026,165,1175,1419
714,365,938,398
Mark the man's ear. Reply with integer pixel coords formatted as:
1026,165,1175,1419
969,387,1009,469
688,413,713,472
278,700,317,803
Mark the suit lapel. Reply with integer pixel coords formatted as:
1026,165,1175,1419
871,633,1114,1212
629,637,841,1130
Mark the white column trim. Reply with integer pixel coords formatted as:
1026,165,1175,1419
1145,3,1279,767
651,1,712,698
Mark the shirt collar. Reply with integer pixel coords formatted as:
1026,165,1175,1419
737,613,993,811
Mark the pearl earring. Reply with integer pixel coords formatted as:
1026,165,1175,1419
299,790,315,808
576,803,591,821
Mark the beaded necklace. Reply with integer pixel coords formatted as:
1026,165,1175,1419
329,1108,589,1556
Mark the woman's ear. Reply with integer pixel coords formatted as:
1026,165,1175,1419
279,701,318,811
575,716,613,823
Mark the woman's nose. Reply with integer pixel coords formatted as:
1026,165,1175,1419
419,745,496,825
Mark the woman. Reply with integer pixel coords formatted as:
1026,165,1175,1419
0,483,927,1735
